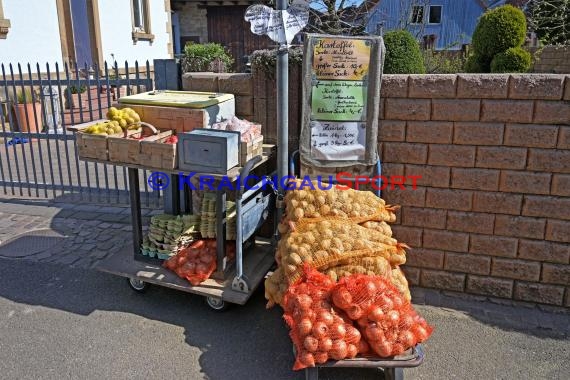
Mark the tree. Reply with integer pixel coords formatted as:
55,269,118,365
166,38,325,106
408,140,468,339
303,0,379,36
526,0,570,45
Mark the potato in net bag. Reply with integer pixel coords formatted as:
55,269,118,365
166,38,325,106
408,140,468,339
283,265,362,370
283,179,398,224
279,220,408,283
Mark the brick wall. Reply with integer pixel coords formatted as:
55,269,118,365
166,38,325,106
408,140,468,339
182,72,254,121
176,3,208,44
380,74,570,307
532,46,570,74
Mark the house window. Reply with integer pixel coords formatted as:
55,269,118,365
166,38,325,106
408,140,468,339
429,5,442,24
131,0,154,43
410,5,424,24
0,0,11,39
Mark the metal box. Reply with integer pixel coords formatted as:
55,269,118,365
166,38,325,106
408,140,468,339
178,129,240,174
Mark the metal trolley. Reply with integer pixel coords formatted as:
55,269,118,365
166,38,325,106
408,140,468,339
93,150,277,311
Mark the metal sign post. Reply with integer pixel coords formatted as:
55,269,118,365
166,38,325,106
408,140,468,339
244,0,309,223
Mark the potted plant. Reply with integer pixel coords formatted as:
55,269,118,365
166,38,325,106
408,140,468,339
64,84,87,109
13,88,42,133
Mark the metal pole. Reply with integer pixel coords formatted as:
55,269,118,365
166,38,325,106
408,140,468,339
276,0,289,223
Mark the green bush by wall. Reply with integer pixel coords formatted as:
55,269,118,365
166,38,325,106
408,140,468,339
490,47,531,73
383,30,426,74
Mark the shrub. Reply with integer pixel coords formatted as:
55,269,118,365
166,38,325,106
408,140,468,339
464,52,492,73
383,30,425,74
182,43,234,73
472,5,527,61
423,50,464,74
490,47,531,73
250,47,304,78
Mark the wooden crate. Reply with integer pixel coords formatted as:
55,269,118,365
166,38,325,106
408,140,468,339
108,123,161,165
140,130,178,170
119,104,208,133
239,135,263,166
71,119,121,161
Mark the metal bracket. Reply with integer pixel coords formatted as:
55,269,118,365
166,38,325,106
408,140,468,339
232,275,251,293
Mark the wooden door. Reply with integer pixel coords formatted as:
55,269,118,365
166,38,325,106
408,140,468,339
207,6,272,72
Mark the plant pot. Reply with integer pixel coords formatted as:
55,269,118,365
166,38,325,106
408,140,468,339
13,103,42,133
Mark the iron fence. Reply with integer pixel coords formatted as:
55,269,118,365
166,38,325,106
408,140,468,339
0,60,161,207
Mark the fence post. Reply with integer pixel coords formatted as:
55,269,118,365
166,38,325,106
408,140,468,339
153,59,182,214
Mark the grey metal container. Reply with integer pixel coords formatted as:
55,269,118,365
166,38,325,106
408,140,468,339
178,129,240,174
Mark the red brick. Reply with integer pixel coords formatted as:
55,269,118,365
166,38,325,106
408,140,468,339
426,188,473,211
470,234,518,258
499,171,551,195
514,282,565,305
451,168,500,191
428,145,476,167
406,121,453,143
546,220,570,243
504,124,558,148
552,174,570,197
445,252,491,275
400,266,420,286
457,74,509,99
420,270,465,292
518,240,570,264
542,264,570,286
385,98,431,120
381,75,408,97
453,122,504,145
534,101,570,124
406,248,445,269
495,215,546,239
473,192,522,215
558,127,570,149
404,165,450,188
382,163,405,177
382,142,428,164
491,258,541,281
565,288,570,307
466,275,513,298
402,207,447,229
528,149,570,174
481,100,533,123
391,225,423,247
508,75,565,100
476,147,527,170
408,74,456,98
446,211,495,234
432,99,480,122
379,120,406,141
382,187,426,208
522,195,570,221
423,229,469,252
565,76,570,101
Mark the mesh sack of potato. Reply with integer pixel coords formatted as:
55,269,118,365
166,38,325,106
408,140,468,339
390,266,411,302
359,221,393,237
264,266,289,308
280,220,408,284
281,180,398,226
325,256,392,282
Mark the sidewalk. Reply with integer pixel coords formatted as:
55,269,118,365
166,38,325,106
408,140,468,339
0,197,159,269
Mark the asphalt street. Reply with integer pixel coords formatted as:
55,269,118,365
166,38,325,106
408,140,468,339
0,257,568,380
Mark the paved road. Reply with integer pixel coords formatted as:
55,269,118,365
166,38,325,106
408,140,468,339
0,257,568,380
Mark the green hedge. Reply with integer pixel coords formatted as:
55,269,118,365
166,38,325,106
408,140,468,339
472,5,526,60
490,47,531,73
383,30,426,74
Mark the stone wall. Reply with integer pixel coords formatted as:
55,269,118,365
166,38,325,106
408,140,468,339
176,3,208,44
182,72,570,308
532,46,570,74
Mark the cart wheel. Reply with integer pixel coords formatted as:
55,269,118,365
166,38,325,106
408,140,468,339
127,277,149,293
384,367,404,380
205,296,230,311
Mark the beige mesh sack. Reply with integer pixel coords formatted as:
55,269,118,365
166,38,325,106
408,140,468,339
279,220,408,283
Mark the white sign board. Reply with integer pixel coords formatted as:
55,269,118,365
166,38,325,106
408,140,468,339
310,121,366,161
244,0,309,45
